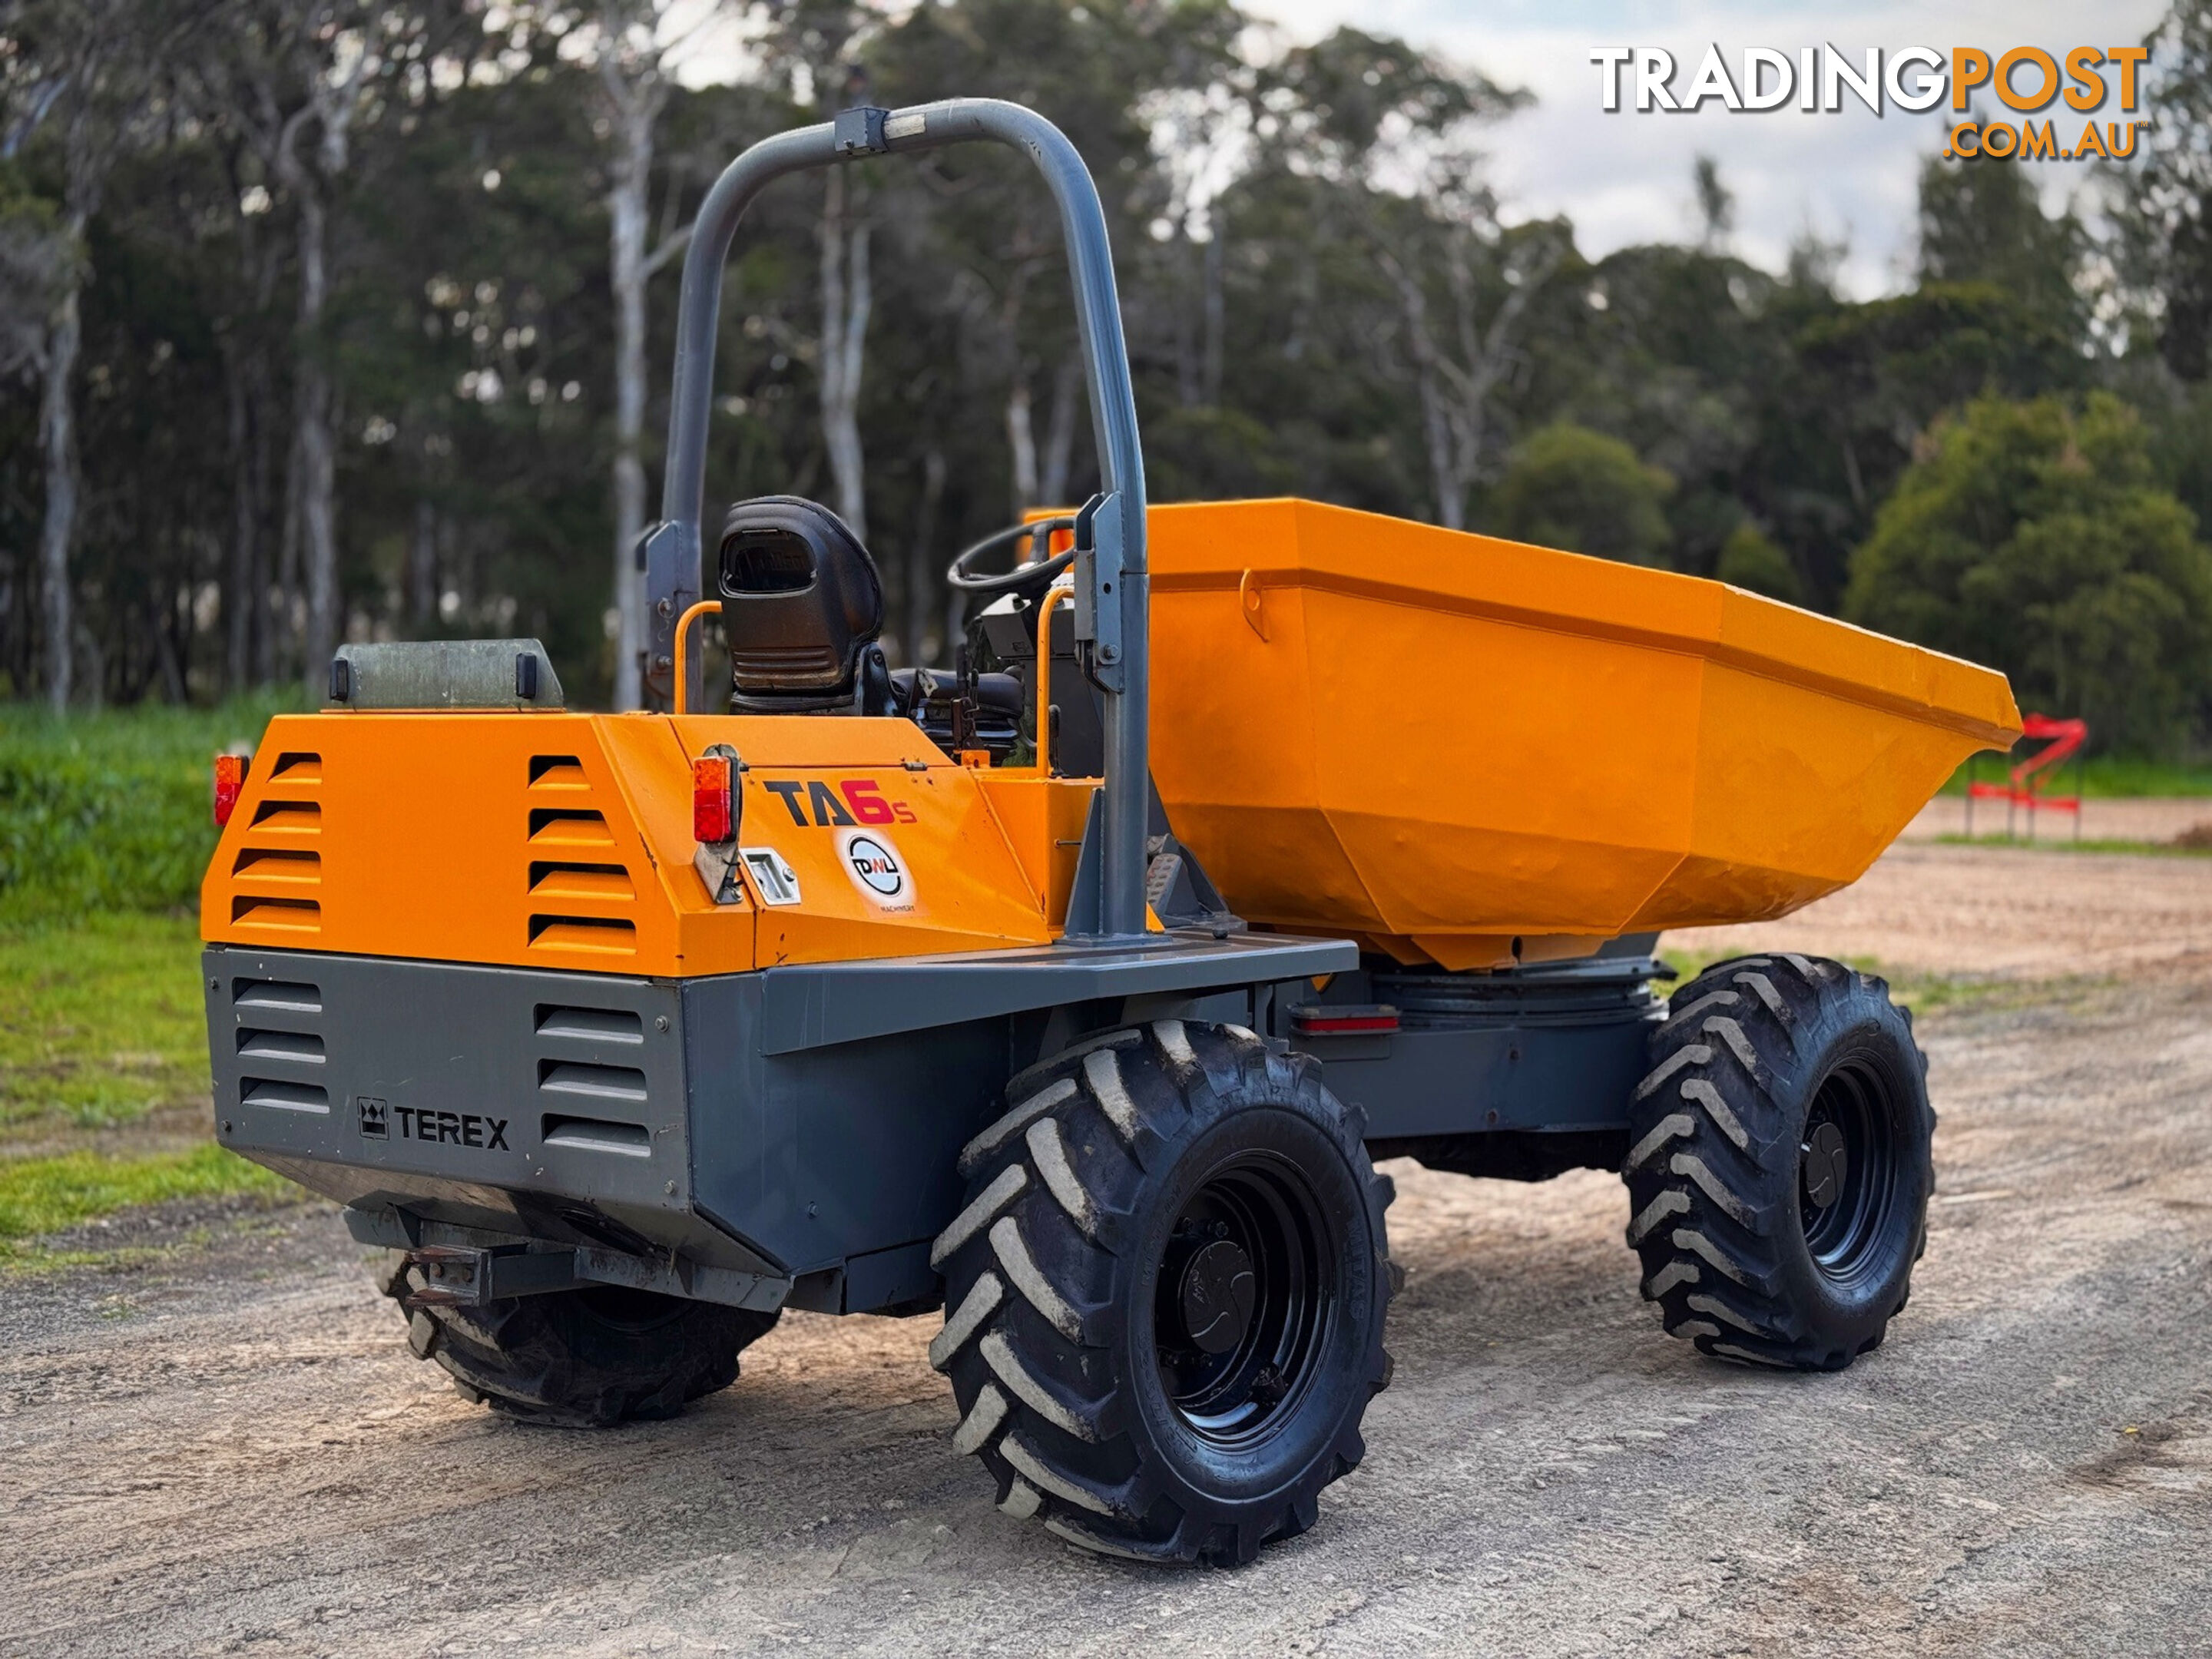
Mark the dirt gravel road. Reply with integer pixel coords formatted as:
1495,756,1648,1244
1677,839,2212,981
1903,793,2212,846
5,843,2210,1656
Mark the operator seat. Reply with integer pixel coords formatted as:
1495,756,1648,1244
715,496,892,713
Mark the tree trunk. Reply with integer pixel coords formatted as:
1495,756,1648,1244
223,339,259,692
152,588,187,702
274,417,302,680
942,550,965,676
1005,375,1038,512
264,48,367,697
1202,227,1224,406
223,141,281,693
819,168,871,542
409,497,438,626
1376,231,1560,534
1839,438,1867,515
607,94,654,711
1386,261,1462,529
291,190,339,689
1041,353,1081,506
905,445,945,667
38,263,83,712
72,620,103,710
296,359,338,677
1174,233,1200,408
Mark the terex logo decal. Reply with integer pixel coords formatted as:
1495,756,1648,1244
356,1095,506,1149
763,777,919,828
381,1105,509,1150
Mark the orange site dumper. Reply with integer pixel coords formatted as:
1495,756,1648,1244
200,98,2023,1568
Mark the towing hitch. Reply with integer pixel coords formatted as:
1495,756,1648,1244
392,1244,582,1310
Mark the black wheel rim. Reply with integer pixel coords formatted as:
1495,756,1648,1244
1151,1151,1332,1451
1798,1058,1900,1283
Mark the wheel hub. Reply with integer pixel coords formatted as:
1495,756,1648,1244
1801,1121,1849,1209
1177,1238,1257,1354
1151,1153,1333,1449
1797,1058,1904,1283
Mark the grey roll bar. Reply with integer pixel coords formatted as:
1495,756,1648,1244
642,98,1151,943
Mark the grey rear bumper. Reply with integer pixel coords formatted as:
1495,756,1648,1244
207,945,786,1294
206,930,1358,1315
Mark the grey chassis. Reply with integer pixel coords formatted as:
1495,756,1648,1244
207,934,1661,1316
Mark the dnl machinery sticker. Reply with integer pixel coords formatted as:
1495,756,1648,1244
838,830,913,911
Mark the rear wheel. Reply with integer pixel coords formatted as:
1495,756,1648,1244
380,1264,780,1428
1622,953,1932,1369
930,1022,1395,1564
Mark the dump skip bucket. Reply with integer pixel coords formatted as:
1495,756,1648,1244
1147,499,2021,970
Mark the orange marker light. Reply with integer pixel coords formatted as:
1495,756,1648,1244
213,753,247,826
692,755,735,843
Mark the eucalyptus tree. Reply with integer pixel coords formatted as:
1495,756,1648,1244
194,0,479,692
564,0,740,709
753,0,884,554
2,0,195,707
866,0,1244,519
1253,26,1539,531
2108,0,2212,379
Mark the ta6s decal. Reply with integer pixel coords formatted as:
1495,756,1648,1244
763,777,918,828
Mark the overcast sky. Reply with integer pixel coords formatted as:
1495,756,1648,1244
1245,0,2167,296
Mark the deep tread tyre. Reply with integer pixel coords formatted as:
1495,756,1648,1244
932,1022,1395,1565
1623,953,1934,1370
382,1268,779,1428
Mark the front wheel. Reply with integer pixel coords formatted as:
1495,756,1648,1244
929,1022,1396,1564
1623,953,1933,1370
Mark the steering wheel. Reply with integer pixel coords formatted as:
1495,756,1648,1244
946,515,1078,602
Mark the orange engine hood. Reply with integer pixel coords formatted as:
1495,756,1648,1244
200,711,1091,975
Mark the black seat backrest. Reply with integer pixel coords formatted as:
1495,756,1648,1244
716,496,883,710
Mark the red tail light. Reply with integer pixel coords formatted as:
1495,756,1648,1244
692,756,735,843
213,753,247,827
1288,1005,1399,1036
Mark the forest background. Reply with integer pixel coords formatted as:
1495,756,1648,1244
6,0,2212,757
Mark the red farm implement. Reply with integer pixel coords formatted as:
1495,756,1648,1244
1965,714,2087,841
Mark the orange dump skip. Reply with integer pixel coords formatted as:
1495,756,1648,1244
1147,499,2022,969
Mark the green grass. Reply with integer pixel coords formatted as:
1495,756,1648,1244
1933,833,2212,858
1939,750,2212,798
0,1141,287,1245
0,910,290,1267
0,912,213,1135
1655,948,2049,1018
0,700,317,1260
0,693,300,922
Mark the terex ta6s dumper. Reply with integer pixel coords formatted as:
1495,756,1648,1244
199,101,2022,1565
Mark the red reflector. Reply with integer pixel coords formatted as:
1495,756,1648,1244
213,754,247,827
692,756,734,843
1289,1007,1399,1036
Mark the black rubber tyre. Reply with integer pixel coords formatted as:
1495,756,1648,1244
1623,952,1934,1370
929,1022,1395,1565
380,1260,780,1428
